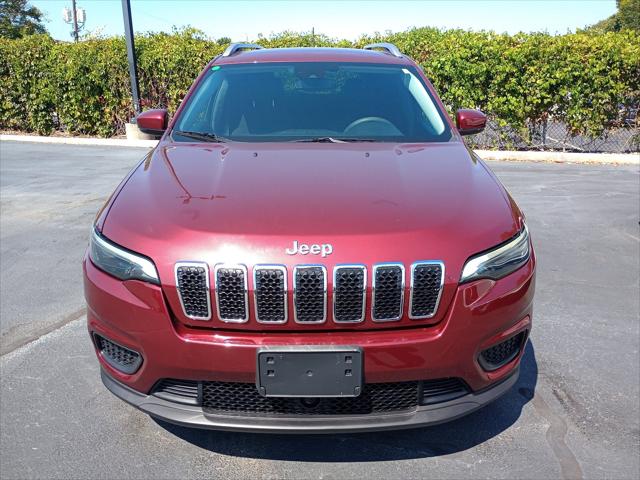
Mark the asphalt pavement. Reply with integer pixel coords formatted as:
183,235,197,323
1,140,638,479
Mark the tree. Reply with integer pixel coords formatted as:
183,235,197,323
216,36,231,46
0,0,46,39
617,0,640,31
587,0,639,32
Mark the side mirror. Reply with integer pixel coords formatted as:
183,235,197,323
456,109,486,136
136,109,168,136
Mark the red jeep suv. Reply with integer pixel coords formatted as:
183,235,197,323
84,43,535,432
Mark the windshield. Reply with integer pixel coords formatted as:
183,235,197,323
173,62,452,143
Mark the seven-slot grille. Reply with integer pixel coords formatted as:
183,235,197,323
175,262,211,320
333,265,366,322
372,264,405,321
409,262,444,319
293,266,327,323
254,266,287,323
214,265,249,322
173,261,445,324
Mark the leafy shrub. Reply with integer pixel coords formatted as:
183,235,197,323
0,28,638,138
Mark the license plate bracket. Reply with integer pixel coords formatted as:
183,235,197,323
256,346,363,397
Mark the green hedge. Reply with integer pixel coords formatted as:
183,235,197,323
1,28,638,138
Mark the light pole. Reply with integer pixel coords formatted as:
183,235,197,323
121,0,141,116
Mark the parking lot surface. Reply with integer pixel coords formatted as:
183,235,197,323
1,141,638,479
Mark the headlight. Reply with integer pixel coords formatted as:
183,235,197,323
460,225,530,283
89,228,160,284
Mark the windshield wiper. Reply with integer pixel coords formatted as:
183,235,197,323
292,137,345,143
291,137,378,143
335,138,378,142
172,130,228,143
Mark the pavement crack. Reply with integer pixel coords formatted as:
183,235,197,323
0,307,86,356
532,391,584,480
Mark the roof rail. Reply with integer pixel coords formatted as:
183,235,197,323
222,43,263,57
362,42,403,58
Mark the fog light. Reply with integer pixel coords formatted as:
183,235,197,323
93,333,142,374
479,331,527,371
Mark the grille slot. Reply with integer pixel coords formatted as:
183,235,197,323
479,331,527,371
293,265,327,323
175,262,211,320
409,262,444,319
214,264,249,323
254,266,288,324
202,381,419,416
420,378,469,405
152,379,200,405
94,334,142,374
372,264,404,321
333,265,367,323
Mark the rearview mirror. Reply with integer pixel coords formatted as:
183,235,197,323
456,109,486,136
136,109,168,136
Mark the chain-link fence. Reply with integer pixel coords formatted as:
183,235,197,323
466,116,639,153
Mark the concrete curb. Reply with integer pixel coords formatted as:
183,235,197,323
0,134,157,148
2,134,638,165
476,149,638,166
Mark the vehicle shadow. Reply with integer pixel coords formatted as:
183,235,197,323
156,341,538,461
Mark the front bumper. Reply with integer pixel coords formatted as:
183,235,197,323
102,366,520,433
85,251,534,431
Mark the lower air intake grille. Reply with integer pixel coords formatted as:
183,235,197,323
410,262,443,318
294,266,326,323
254,267,287,323
333,266,366,322
94,334,142,374
372,264,404,321
176,263,211,320
152,379,200,405
215,266,248,322
420,378,469,405
479,331,527,371
202,381,419,416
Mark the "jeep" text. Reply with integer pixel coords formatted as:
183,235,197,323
285,240,333,258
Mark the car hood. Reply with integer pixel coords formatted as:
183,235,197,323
102,140,522,323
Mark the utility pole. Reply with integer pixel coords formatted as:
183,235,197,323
121,0,141,116
62,1,85,41
71,0,79,42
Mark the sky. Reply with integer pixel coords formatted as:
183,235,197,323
33,0,618,42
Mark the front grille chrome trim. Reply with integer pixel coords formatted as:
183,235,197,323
253,265,288,324
174,261,212,321
293,264,328,324
332,264,367,323
371,263,405,322
408,260,445,320
213,263,249,323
